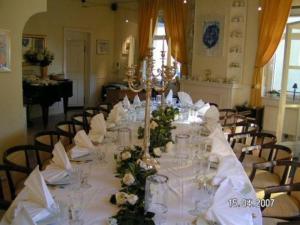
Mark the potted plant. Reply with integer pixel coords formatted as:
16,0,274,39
24,49,54,79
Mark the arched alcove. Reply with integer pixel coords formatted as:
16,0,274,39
0,0,47,155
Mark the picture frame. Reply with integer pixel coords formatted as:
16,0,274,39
199,15,224,57
96,39,109,55
122,36,134,55
22,34,47,64
0,29,11,72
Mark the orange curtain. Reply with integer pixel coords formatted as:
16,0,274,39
138,0,160,60
250,0,292,107
162,0,188,76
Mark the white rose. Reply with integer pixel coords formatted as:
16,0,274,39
153,147,162,157
137,159,150,170
150,121,158,130
108,218,118,225
121,151,131,160
122,173,135,186
115,192,128,205
166,142,174,153
127,194,138,205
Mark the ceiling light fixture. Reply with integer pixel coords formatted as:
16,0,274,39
183,0,187,3
125,19,129,23
258,6,262,11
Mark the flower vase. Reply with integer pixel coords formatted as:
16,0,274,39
40,66,48,79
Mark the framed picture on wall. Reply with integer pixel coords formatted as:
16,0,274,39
199,15,224,57
0,29,11,72
96,40,109,55
22,34,47,64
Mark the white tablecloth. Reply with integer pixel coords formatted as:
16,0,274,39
1,121,262,225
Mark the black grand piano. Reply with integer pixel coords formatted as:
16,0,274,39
23,79,73,128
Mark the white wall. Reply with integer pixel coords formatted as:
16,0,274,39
23,0,116,110
0,0,47,156
191,0,259,105
112,5,138,83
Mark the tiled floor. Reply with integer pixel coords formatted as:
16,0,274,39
26,109,82,144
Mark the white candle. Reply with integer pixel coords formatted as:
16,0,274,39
128,37,134,67
167,37,172,66
142,60,147,78
148,18,153,48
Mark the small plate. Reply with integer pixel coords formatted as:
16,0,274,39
46,175,71,186
70,154,93,162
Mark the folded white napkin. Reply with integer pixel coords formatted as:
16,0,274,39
107,102,126,124
89,113,107,143
123,95,131,109
74,130,95,149
11,207,37,225
178,91,193,106
198,103,211,116
206,178,254,225
90,113,107,135
24,167,55,209
42,141,72,183
52,141,72,170
205,105,219,122
70,130,94,159
194,99,205,109
133,95,141,105
209,128,232,157
10,167,57,223
166,89,173,104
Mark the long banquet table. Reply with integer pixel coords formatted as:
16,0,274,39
1,119,262,225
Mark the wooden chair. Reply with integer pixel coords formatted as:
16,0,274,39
34,130,70,150
250,159,294,190
219,108,237,127
56,120,83,144
262,182,300,220
3,145,52,172
71,112,92,132
238,132,277,165
84,106,108,119
244,144,292,178
0,164,29,209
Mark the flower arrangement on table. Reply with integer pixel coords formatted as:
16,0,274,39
24,48,54,67
138,106,179,157
109,146,158,225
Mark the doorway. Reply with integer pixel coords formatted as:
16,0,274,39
64,28,91,107
276,21,300,142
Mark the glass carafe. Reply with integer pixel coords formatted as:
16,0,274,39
145,174,169,225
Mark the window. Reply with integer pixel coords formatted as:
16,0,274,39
152,16,180,79
270,16,300,93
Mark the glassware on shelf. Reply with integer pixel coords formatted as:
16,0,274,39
145,174,169,225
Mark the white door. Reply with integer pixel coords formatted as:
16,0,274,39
66,39,85,106
277,21,300,142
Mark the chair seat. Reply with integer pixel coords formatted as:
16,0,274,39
252,170,281,189
263,217,288,225
263,194,300,218
242,155,266,168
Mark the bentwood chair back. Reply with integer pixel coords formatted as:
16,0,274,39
3,145,52,172
34,130,70,150
0,164,29,210
71,112,92,133
56,120,83,144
